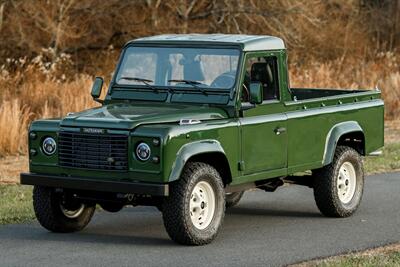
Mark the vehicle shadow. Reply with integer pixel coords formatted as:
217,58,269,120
2,224,175,247
1,208,176,247
2,205,321,246
226,206,321,218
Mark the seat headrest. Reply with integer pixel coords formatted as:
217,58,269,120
250,62,273,84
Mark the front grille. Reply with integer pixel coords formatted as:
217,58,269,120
58,131,128,171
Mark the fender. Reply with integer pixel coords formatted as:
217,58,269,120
322,121,364,166
168,139,226,182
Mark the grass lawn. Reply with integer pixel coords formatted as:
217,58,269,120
319,252,400,267
364,142,400,174
0,184,34,224
292,243,400,267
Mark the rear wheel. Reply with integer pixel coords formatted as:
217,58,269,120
313,146,364,217
225,191,244,208
33,186,95,233
162,162,225,245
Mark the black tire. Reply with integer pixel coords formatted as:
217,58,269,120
162,162,225,245
155,204,163,212
225,191,244,208
33,186,95,233
313,146,364,217
100,202,124,213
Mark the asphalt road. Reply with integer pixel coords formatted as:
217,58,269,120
0,172,399,267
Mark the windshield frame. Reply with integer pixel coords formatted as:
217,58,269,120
109,44,243,96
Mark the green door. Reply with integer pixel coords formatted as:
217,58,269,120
239,53,288,175
240,103,287,175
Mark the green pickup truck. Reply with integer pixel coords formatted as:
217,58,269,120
21,34,384,245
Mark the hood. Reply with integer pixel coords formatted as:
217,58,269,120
60,102,228,130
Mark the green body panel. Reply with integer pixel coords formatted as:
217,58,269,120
284,98,383,173
27,35,384,191
240,101,287,175
61,102,228,129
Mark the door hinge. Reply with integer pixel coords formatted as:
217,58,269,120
238,161,245,171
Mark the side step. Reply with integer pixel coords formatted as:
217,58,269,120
225,175,314,193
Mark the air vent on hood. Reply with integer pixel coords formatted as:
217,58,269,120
179,119,201,125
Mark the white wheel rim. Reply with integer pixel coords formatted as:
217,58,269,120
60,203,85,219
337,161,357,204
189,181,216,230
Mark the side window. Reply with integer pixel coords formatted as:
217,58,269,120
242,56,280,102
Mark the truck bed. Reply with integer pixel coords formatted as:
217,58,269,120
281,87,384,174
291,88,371,101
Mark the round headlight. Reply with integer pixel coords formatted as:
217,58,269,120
42,137,57,156
136,142,151,161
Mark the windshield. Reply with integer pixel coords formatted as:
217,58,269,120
115,46,240,90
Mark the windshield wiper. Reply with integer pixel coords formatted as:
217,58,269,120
168,79,207,95
118,76,158,93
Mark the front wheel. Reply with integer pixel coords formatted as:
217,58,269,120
33,186,95,233
162,162,225,245
313,146,364,217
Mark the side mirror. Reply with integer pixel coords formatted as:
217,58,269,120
249,82,263,105
91,77,103,103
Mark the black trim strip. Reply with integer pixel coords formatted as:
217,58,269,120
20,173,169,196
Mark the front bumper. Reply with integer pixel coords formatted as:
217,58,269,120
20,173,169,196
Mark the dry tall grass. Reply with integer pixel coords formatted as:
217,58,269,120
0,100,31,155
0,54,98,155
0,75,97,156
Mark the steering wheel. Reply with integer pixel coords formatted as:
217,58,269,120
211,73,236,89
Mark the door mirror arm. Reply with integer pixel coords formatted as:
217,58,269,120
94,98,104,104
240,102,256,111
91,77,104,104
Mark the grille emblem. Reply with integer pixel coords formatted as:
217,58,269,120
82,128,106,134
107,157,115,164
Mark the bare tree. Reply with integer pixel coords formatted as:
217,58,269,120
146,0,162,30
359,0,400,50
9,0,84,58
0,2,4,31
0,0,399,69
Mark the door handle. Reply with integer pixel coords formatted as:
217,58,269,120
274,127,286,135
